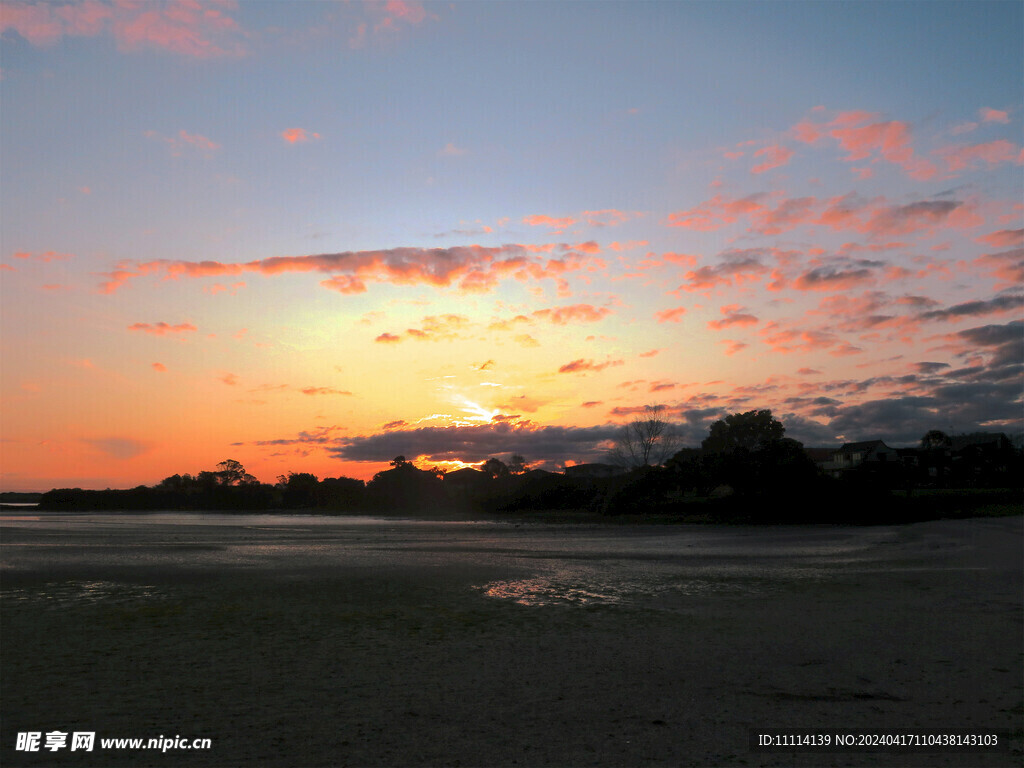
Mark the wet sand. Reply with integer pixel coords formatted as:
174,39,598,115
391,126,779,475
1,514,1021,767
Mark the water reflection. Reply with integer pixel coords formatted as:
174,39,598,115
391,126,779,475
481,575,624,606
478,568,784,607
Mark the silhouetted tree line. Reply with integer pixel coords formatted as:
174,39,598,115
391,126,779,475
39,459,368,513
37,412,1022,522
485,410,1022,523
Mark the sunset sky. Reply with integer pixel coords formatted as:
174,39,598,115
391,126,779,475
1,1,1022,491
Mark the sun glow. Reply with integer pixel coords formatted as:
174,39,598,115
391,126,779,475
451,395,499,425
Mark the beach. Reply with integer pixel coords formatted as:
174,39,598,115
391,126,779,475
1,513,1021,767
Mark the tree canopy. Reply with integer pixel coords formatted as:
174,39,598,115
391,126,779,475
701,410,785,454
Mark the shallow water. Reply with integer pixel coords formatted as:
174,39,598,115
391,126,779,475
0,512,1016,609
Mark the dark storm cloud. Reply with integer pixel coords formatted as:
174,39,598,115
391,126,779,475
953,319,1023,369
826,397,943,443
920,294,1024,322
328,422,622,464
911,362,950,374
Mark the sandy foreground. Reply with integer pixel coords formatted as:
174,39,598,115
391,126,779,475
0,513,1021,768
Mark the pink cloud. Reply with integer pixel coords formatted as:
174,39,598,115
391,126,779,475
755,196,817,234
145,129,219,155
581,209,640,227
572,241,602,254
97,244,605,296
674,249,772,294
761,326,854,355
300,387,353,396
976,229,1024,249
128,321,197,335
970,247,1024,288
751,144,794,174
707,305,759,330
220,373,239,386
282,128,321,144
860,200,970,237
557,358,624,374
720,340,748,356
951,121,978,136
13,250,72,262
792,119,823,144
398,314,470,342
523,214,576,231
532,304,611,325
654,306,687,323
348,0,431,48
204,281,246,295
374,333,401,344
386,0,428,22
980,107,1010,124
665,193,765,231
1,0,247,57
794,110,937,179
608,240,649,252
151,362,167,372
638,349,660,358
661,194,979,289
934,139,1022,173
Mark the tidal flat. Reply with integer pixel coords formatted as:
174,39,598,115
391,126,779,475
1,513,1021,767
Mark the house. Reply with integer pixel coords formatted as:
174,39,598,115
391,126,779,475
823,440,898,477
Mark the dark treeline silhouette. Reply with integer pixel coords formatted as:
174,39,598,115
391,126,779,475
37,411,1023,523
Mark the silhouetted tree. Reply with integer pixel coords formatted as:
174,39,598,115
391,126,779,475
702,410,784,454
666,447,716,496
920,429,952,450
508,454,528,475
366,459,443,512
279,472,321,508
482,457,509,479
217,459,257,486
609,405,681,468
319,476,366,510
